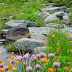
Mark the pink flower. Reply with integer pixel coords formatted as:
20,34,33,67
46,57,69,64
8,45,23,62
53,62,60,68
26,66,32,72
23,62,27,66
35,64,41,70
48,53,54,58
40,53,46,58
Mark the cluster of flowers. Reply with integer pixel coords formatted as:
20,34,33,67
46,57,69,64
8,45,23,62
0,52,61,72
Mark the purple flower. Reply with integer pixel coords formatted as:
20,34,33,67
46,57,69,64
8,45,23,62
26,66,32,72
23,62,27,66
0,63,4,67
48,53,54,58
40,53,46,58
53,62,60,68
11,60,15,64
18,56,23,60
23,55,29,60
36,54,41,59
4,66,8,70
35,64,41,70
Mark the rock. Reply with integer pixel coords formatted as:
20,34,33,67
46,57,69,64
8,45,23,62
33,47,47,53
6,26,29,40
5,20,38,29
0,39,6,42
1,29,9,34
13,38,44,51
41,6,69,13
28,27,54,40
45,23,64,29
42,11,50,19
44,15,59,23
53,12,64,19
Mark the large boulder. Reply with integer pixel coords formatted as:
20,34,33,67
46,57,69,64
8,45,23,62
44,15,59,23
6,26,29,40
5,20,38,29
28,27,54,40
42,11,50,19
13,38,44,51
45,23,64,29
41,6,69,13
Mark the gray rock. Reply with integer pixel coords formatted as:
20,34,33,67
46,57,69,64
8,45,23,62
45,23,64,29
28,27,54,40
33,47,47,53
5,20,38,29
44,15,59,23
53,12,64,19
13,38,44,51
41,6,69,13
1,29,9,34
6,26,29,40
42,11,50,19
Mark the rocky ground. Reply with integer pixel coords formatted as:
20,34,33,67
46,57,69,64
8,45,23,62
0,3,72,53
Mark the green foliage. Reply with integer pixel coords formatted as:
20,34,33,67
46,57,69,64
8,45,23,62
69,14,72,19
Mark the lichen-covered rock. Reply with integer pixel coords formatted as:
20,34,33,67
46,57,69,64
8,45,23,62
13,38,44,51
5,20,38,29
6,26,29,40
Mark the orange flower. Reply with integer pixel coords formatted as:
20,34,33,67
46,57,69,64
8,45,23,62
44,45,47,47
56,49,60,52
40,58,50,62
52,34,55,37
7,64,12,68
64,66,69,70
43,39,46,42
69,41,72,44
48,68,54,72
0,60,3,63
0,68,4,71
55,59,59,62
49,47,53,49
70,50,72,52
66,33,70,36
9,55,12,58
53,31,56,33
57,48,60,50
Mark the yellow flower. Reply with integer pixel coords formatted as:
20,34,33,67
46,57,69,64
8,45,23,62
15,61,19,64
12,67,17,71
70,68,72,71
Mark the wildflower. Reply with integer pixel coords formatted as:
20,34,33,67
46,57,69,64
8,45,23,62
40,53,46,58
0,68,4,71
55,59,59,62
66,33,70,36
6,56,8,58
40,58,49,62
69,41,72,44
7,64,12,68
36,54,41,59
0,60,3,63
4,66,9,70
70,50,72,52
48,68,54,72
57,48,60,50
23,62,27,66
56,50,60,52
64,66,69,70
43,39,46,42
49,47,53,49
15,61,19,64
35,64,41,70
70,68,72,71
9,55,13,58
0,63,4,67
12,66,17,71
23,55,29,60
11,60,15,64
44,45,47,47
52,34,55,37
53,31,56,33
26,66,32,72
48,53,54,58
53,62,60,68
